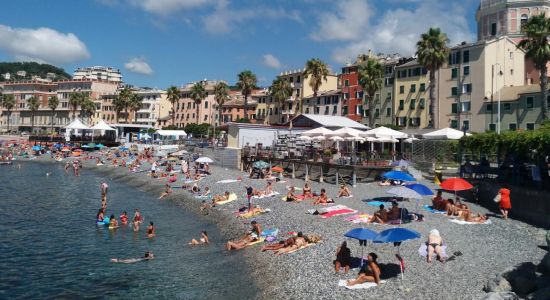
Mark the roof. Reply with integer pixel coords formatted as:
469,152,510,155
498,85,541,101
302,90,340,100
396,59,420,68
290,114,368,129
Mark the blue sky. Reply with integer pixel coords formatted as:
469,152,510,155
0,0,479,88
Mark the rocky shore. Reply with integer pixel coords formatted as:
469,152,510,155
34,155,549,299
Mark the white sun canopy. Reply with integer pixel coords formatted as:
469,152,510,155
156,130,187,138
65,118,90,130
423,127,472,140
361,126,407,139
327,127,364,138
91,120,115,131
300,127,334,137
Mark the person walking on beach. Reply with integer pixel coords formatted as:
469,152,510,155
246,186,253,211
498,186,512,220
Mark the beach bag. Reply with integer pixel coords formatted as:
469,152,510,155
493,194,501,203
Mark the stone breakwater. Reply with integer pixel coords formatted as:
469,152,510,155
38,156,548,300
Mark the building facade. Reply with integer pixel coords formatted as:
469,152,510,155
220,95,258,124
302,90,341,117
73,66,123,83
340,63,364,122
172,80,225,128
133,89,169,127
253,90,282,125
393,59,430,129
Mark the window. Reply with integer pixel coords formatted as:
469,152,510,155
486,103,493,112
463,66,470,76
451,103,458,114
491,23,497,36
399,86,405,94
489,123,496,131
296,76,301,83
463,50,470,63
356,91,363,99
526,123,535,130
343,93,350,100
504,103,511,111
387,92,392,100
289,77,294,83
526,97,534,108
204,101,208,108
449,52,461,65
521,14,528,31
344,79,350,87
296,89,300,97
204,115,208,121
399,100,404,110
386,107,391,117
461,102,471,112
410,99,416,109
419,83,426,92
509,123,517,131
374,108,380,117
451,68,458,79
450,119,458,128
462,83,472,94
397,117,407,127
410,84,416,93
462,120,470,131
419,98,425,109
451,87,458,96
342,106,348,115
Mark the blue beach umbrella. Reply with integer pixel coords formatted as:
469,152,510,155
96,144,105,149
119,147,129,151
253,160,269,169
405,183,434,196
32,145,42,151
344,228,378,266
382,170,415,182
374,228,421,279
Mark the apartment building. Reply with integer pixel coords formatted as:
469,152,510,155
302,90,341,117
73,66,123,83
438,36,525,132
172,80,225,128
340,63,364,122
393,59,430,129
220,93,258,124
277,68,338,123
253,90,282,125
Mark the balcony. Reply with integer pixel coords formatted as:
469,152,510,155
281,110,297,115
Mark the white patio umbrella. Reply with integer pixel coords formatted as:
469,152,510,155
299,135,313,141
404,137,419,143
329,136,345,141
327,127,364,138
361,126,407,139
169,149,188,156
300,127,334,137
423,127,471,140
195,157,214,163
90,120,115,142
312,135,326,141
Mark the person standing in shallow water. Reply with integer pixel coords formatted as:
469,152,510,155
147,222,155,238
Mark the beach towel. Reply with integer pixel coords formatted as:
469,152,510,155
260,228,279,238
245,237,265,247
338,280,385,290
345,213,373,224
423,205,446,214
251,191,280,200
450,219,492,225
237,209,271,219
216,193,238,205
320,208,357,218
366,201,387,207
418,243,448,258
216,179,240,184
283,243,315,254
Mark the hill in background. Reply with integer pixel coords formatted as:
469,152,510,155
0,62,71,82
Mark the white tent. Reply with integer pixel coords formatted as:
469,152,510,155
423,127,472,140
91,120,115,131
327,127,364,138
65,118,90,130
361,126,407,139
156,130,187,138
300,127,334,137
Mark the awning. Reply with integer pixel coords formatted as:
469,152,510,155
65,118,90,130
156,130,187,138
91,120,115,131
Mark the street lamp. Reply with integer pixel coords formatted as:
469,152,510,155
493,64,502,134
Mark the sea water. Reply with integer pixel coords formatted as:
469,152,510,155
0,162,257,299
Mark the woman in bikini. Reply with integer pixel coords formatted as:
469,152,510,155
146,222,156,238
189,231,209,245
286,187,298,202
338,184,351,198
313,189,332,205
347,253,382,286
120,211,128,225
159,184,173,199
426,229,445,263
369,204,388,224
302,182,312,198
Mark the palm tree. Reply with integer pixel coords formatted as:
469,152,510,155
1,94,15,132
358,57,384,128
214,82,229,125
303,58,330,114
80,98,96,125
518,13,550,121
190,82,207,124
27,96,40,133
47,96,59,135
69,92,83,120
236,70,257,120
166,86,180,126
270,77,292,123
416,27,449,128
117,88,133,123
113,94,127,123
128,93,143,124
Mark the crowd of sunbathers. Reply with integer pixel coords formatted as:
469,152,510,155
431,191,489,223
284,182,352,204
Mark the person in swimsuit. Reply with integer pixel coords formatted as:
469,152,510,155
261,236,295,252
120,211,128,225
65,162,70,174
432,190,446,211
226,221,262,251
274,232,307,255
189,231,209,245
202,187,211,197
133,209,143,232
101,195,107,210
159,184,173,199
369,204,388,224
264,182,273,195
302,182,312,198
286,187,298,202
313,189,332,205
427,229,445,263
108,214,119,229
111,251,154,263
334,241,351,273
96,208,105,222
100,182,109,197
338,184,351,198
387,201,401,221
146,222,155,238
347,253,382,286
191,184,200,194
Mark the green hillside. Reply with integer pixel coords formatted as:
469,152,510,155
0,62,71,81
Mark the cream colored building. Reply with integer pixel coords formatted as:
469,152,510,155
133,89,169,127
252,89,281,125
174,80,225,127
393,59,430,129
277,68,338,122
437,36,525,132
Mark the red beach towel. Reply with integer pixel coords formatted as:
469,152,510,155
320,209,356,218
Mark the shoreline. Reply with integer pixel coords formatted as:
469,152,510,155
24,155,549,299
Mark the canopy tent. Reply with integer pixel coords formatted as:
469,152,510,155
300,127,334,137
361,126,407,139
423,127,471,140
91,120,115,131
65,118,90,130
156,130,187,138
327,127,364,138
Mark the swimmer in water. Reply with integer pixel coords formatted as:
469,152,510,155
111,251,154,263
108,214,119,229
146,221,155,238
120,211,128,225
158,184,172,199
96,208,105,222
189,231,209,245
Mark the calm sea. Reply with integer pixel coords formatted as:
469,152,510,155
0,161,257,299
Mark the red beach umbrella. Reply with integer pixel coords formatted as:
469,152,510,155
439,178,473,191
272,166,284,173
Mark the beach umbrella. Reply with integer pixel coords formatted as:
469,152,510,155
405,183,434,196
373,228,421,279
300,127,334,137
439,177,473,191
299,135,313,141
31,146,42,151
253,160,269,169
87,142,96,148
119,147,129,151
96,144,105,149
382,170,415,182
329,136,345,142
195,157,214,163
272,166,284,173
344,228,378,266
387,186,423,199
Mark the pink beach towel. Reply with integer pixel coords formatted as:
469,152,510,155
321,209,357,218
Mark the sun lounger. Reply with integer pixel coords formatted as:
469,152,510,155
338,280,385,290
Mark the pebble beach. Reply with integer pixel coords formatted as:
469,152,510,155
12,150,550,299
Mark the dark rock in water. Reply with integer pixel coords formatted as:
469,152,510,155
484,273,512,293
534,275,550,290
526,288,550,300
502,262,538,295
481,292,519,300
546,231,550,248
539,253,550,275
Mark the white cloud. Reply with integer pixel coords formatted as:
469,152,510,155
124,57,153,75
310,0,371,41
312,0,474,64
0,25,90,65
128,0,213,15
263,54,282,69
202,0,301,34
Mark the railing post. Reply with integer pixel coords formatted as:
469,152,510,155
305,163,309,181
319,164,324,183
352,167,357,187
292,162,296,179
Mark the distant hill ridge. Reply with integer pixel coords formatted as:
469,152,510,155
0,62,71,82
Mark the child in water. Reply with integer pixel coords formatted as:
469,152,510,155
120,211,128,225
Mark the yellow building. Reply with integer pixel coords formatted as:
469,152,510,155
393,59,430,129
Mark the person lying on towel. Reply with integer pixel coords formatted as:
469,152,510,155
261,233,299,252
226,221,262,251
347,253,382,286
286,187,299,202
274,232,307,255
459,211,489,224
